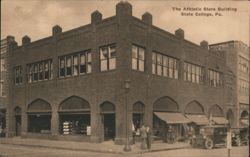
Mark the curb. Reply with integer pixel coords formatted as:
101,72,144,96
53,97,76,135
0,142,123,154
0,140,191,155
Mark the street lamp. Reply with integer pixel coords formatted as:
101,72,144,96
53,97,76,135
124,79,131,152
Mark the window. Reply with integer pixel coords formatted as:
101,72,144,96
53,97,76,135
239,79,249,95
238,56,249,74
73,55,79,76
59,58,65,77
0,59,6,72
66,56,72,76
27,60,53,83
100,45,116,71
184,62,204,84
44,62,49,80
14,66,22,85
59,50,91,78
0,80,5,97
38,63,44,81
208,69,223,87
27,65,33,83
152,52,178,79
132,45,145,71
34,64,38,82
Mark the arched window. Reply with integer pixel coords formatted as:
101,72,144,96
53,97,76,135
241,111,249,119
184,101,204,114
58,96,90,135
184,101,208,125
208,105,228,125
208,104,224,117
100,101,115,114
27,99,51,134
153,96,179,112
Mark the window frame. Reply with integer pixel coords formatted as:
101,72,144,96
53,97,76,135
152,51,179,79
27,59,53,83
132,44,145,72
14,66,22,85
100,44,116,72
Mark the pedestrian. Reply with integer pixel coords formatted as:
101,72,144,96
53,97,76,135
146,125,152,149
132,122,136,144
140,124,147,150
168,125,173,143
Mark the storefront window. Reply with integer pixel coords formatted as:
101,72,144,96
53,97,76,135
60,114,90,135
59,96,91,136
28,114,51,133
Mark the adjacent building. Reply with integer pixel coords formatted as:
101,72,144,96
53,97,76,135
0,36,13,136
210,41,249,128
5,1,246,144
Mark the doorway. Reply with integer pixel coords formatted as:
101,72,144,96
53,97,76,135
15,115,21,136
103,114,115,140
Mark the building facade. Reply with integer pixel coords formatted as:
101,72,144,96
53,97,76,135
0,36,13,136
6,1,232,144
210,41,249,128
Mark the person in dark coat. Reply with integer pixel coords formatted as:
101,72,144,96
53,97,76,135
146,125,152,149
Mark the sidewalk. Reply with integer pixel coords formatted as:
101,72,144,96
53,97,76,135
0,137,191,154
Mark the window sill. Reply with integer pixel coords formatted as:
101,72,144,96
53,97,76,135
58,73,92,80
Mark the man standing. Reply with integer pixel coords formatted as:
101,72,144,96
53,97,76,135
146,125,152,149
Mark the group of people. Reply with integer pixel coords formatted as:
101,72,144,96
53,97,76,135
132,123,152,150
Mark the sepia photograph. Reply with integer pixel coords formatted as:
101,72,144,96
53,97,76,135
0,0,249,156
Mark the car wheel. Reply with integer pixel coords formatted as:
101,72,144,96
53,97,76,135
205,139,213,149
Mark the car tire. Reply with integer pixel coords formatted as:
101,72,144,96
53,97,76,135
205,139,213,149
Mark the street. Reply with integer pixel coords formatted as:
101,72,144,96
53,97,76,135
0,144,249,157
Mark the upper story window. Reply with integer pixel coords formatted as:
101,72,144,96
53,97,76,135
27,60,53,83
152,52,178,79
59,50,91,78
14,66,22,85
0,58,6,72
0,80,5,97
132,45,145,72
208,69,223,87
239,79,249,95
184,62,204,84
100,44,116,71
238,56,249,74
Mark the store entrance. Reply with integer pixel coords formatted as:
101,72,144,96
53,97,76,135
15,115,21,136
103,114,115,141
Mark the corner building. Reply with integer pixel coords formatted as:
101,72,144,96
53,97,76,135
210,41,249,128
7,1,229,144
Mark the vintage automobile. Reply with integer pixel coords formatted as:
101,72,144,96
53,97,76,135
231,127,249,146
190,125,228,149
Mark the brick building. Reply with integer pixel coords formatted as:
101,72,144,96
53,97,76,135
6,1,234,144
210,41,249,128
0,36,13,136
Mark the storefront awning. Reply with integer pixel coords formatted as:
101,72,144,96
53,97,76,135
240,119,249,127
154,112,191,124
211,117,229,125
185,114,209,125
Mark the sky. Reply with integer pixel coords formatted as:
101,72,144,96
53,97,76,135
1,0,249,46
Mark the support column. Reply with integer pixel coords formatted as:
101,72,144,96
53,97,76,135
21,110,27,137
51,107,59,139
90,109,102,143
